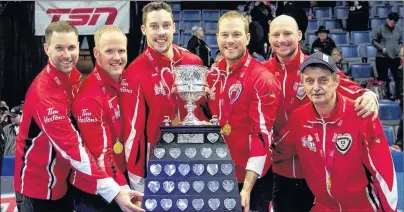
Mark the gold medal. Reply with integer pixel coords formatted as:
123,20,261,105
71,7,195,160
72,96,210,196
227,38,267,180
172,116,181,126
113,140,123,154
326,176,332,190
222,122,231,136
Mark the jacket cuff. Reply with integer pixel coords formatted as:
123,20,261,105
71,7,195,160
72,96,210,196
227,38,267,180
121,185,131,190
245,155,267,178
128,172,145,192
96,178,121,203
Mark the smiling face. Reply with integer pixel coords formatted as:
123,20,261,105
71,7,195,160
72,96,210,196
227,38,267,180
44,31,79,75
269,15,302,62
300,65,339,107
94,30,127,80
217,16,250,67
141,9,175,57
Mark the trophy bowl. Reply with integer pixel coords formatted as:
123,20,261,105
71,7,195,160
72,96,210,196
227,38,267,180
161,65,219,125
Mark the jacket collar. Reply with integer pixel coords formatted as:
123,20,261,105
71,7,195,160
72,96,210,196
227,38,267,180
145,44,183,67
46,60,81,89
309,92,346,124
94,63,120,91
216,50,249,75
272,46,306,72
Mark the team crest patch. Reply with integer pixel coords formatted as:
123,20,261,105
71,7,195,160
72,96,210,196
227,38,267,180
294,82,306,100
336,133,352,155
228,83,242,104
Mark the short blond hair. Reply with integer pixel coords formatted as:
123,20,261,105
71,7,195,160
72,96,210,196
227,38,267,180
94,26,126,47
218,11,249,34
45,21,78,44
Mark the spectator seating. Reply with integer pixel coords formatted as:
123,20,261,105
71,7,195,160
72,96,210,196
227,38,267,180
181,32,192,47
340,45,362,64
180,20,202,32
221,10,230,16
397,4,404,16
202,10,221,21
384,126,396,146
183,10,201,20
369,1,384,6
173,32,181,46
173,10,182,21
203,20,217,33
351,31,372,45
323,19,343,30
334,7,349,19
330,32,349,45
308,20,319,31
375,5,393,18
313,7,333,19
378,101,402,125
205,33,217,47
168,2,181,11
305,33,318,46
211,47,219,60
335,1,345,7
1,156,15,176
363,45,378,75
370,18,386,28
350,63,374,83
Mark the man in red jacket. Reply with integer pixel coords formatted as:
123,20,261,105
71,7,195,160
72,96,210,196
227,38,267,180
274,52,397,212
206,11,280,212
70,26,143,212
14,21,142,212
120,2,203,192
263,15,379,212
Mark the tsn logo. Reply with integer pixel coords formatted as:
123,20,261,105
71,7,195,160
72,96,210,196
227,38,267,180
46,7,117,26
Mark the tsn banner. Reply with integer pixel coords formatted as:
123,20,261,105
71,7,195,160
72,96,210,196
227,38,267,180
34,1,130,35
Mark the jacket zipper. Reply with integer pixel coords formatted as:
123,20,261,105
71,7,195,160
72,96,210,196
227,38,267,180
321,121,342,211
281,63,296,178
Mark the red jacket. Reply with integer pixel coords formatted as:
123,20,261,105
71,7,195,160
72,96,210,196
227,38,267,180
120,45,203,191
274,93,397,212
262,49,371,178
207,52,281,182
14,62,121,202
70,64,129,193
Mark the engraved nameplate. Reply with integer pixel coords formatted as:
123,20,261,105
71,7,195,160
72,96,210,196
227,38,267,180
177,134,204,143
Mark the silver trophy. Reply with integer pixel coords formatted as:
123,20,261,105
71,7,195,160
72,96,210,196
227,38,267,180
161,65,219,125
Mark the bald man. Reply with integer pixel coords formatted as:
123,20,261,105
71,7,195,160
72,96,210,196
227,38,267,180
263,15,379,212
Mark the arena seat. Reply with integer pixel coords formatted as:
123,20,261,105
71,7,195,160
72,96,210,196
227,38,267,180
330,32,349,44
1,156,15,176
203,20,217,33
180,20,202,32
211,47,219,60
313,7,333,19
350,63,374,83
168,2,181,11
392,151,403,172
351,31,372,44
340,44,362,64
334,6,349,19
378,101,402,125
173,32,181,46
304,8,312,16
384,126,396,146
202,10,220,21
181,32,192,47
182,10,202,21
375,5,393,18
397,4,404,17
323,19,343,30
305,33,317,46
173,11,182,21
204,33,217,47
370,18,386,28
308,20,319,31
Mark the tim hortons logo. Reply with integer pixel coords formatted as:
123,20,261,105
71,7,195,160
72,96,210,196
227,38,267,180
46,7,118,26
44,107,65,123
77,109,97,123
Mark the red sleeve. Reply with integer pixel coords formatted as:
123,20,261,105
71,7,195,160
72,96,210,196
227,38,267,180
246,72,281,177
361,117,398,212
273,111,298,163
72,97,128,187
336,70,368,100
120,70,147,192
33,95,120,203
